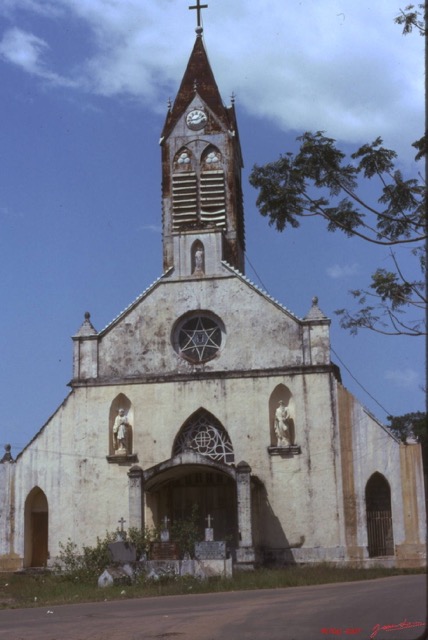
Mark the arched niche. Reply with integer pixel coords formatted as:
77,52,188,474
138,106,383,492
365,472,394,557
24,487,48,568
109,394,133,456
269,384,295,446
172,408,234,465
191,239,205,275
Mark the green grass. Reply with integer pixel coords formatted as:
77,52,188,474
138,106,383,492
0,565,424,610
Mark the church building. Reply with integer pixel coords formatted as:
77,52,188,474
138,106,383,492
0,8,426,571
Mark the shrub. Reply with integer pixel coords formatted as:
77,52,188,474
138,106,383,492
171,505,202,558
127,526,159,558
54,531,117,583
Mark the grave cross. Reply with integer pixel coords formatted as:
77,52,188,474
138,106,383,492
118,517,126,532
162,515,170,529
189,0,208,28
206,514,214,528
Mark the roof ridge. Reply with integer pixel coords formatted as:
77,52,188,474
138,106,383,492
99,268,173,334
221,261,302,321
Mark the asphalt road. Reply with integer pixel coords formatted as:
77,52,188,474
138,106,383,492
0,575,425,640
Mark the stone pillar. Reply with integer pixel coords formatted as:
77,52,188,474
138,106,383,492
235,460,255,567
396,443,427,568
72,312,98,381
127,466,144,530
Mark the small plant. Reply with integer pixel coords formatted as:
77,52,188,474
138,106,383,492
171,504,203,558
127,526,159,558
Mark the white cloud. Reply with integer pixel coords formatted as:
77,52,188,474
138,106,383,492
0,28,48,73
385,368,419,389
326,263,360,279
139,224,161,233
0,27,76,87
0,0,63,19
0,205,23,219
0,0,423,158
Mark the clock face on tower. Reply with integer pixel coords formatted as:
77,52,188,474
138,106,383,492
186,109,207,130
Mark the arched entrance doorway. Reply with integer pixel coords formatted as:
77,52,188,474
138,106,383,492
365,473,394,557
144,454,238,547
24,487,49,567
138,409,255,565
146,408,238,541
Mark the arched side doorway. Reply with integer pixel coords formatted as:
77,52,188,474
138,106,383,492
365,473,394,557
24,487,49,567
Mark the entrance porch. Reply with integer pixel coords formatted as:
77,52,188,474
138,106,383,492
127,451,256,568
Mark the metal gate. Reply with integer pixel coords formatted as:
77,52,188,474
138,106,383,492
366,509,394,557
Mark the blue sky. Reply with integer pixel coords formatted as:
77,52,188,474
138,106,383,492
0,0,424,454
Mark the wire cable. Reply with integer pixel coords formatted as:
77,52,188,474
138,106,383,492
330,345,391,416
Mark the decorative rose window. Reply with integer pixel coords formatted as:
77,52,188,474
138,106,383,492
173,410,234,464
173,313,224,364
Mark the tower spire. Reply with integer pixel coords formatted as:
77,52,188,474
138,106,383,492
189,1,208,34
160,16,245,276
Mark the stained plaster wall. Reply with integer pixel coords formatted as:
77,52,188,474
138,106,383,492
3,273,345,568
337,385,426,566
0,461,19,569
3,345,424,568
96,274,311,381
10,390,129,566
397,444,426,566
4,273,423,568
5,363,346,567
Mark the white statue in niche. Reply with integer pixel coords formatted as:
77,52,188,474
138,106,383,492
193,247,204,274
274,400,291,447
113,408,130,455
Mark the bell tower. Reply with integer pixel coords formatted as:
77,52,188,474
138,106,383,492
160,5,245,277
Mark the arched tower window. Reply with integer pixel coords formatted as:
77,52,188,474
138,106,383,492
269,384,295,446
173,408,234,464
200,145,226,228
365,472,394,557
172,147,198,229
109,394,133,456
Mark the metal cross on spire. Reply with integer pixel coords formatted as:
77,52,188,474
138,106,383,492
189,0,208,29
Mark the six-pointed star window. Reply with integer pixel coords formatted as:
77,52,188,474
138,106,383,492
178,316,222,363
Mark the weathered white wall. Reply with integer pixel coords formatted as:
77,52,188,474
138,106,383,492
0,461,19,569
9,367,346,566
96,274,306,380
337,384,426,567
2,275,424,569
